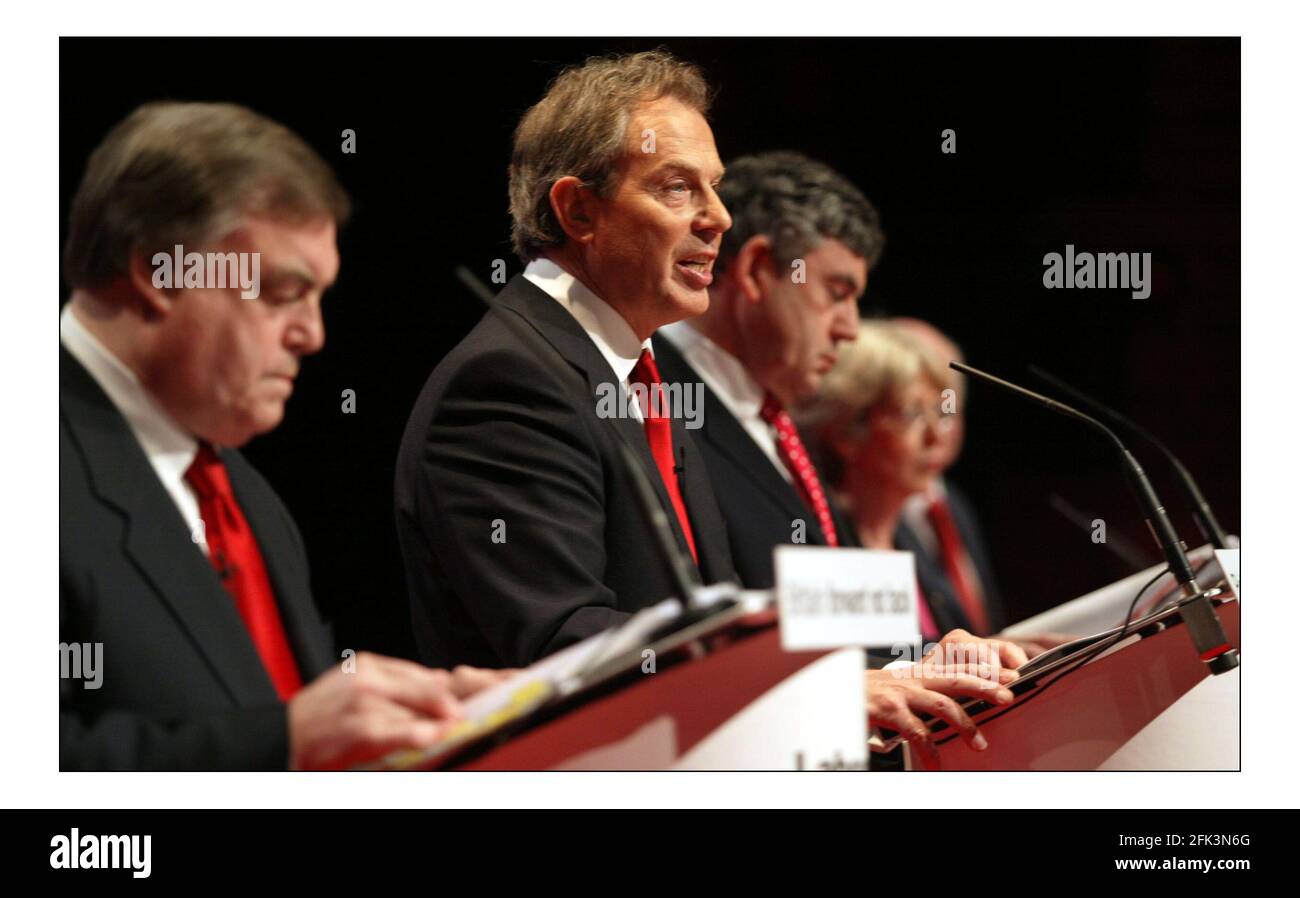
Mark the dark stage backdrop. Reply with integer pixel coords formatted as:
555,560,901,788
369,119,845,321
60,37,1240,658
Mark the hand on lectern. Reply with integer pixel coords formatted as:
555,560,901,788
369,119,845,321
287,654,512,771
929,628,1030,671
995,631,1076,660
866,630,1023,751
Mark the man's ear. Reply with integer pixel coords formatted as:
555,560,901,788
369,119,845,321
549,176,599,245
126,249,178,317
733,234,775,304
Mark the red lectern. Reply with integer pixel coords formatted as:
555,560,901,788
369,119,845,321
442,612,868,771
907,596,1240,771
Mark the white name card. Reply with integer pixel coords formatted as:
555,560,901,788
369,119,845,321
775,545,920,651
1214,548,1240,600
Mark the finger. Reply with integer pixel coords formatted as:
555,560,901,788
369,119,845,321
866,687,932,745
1016,641,1049,659
914,662,1012,687
363,660,464,720
993,639,1031,670
346,716,448,769
448,665,509,699
916,674,1016,705
904,688,987,751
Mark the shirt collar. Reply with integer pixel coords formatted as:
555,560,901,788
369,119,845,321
60,303,199,473
657,319,767,423
523,258,652,383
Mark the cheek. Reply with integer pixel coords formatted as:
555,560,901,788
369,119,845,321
210,321,276,404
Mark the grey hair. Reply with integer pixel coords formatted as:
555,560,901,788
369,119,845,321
716,150,884,273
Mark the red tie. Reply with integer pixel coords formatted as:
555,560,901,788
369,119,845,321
927,495,990,635
185,443,304,700
760,392,839,547
629,350,698,564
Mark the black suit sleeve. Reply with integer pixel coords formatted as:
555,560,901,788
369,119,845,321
59,702,289,771
58,568,293,771
410,347,632,665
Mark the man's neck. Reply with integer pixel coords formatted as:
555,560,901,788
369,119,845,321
67,290,150,383
688,285,744,360
542,248,653,342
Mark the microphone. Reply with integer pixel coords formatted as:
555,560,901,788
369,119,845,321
616,440,705,609
1029,365,1231,550
952,361,1239,675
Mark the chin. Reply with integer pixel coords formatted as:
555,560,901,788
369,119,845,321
667,286,710,321
227,406,284,447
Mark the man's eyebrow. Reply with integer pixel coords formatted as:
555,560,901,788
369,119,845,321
264,262,318,289
827,272,865,295
648,158,726,182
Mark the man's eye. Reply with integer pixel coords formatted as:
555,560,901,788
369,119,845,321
665,181,690,193
260,289,298,306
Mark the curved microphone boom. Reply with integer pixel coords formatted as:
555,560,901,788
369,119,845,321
951,361,1238,675
1028,365,1231,550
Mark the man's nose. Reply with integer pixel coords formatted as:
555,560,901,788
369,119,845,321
831,300,861,344
696,185,732,239
287,298,326,356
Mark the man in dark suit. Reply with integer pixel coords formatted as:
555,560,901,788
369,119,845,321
396,50,738,669
653,151,881,589
61,102,500,771
652,152,1027,751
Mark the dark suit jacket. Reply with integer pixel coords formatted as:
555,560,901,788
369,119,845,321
395,276,736,669
894,481,1006,636
651,333,857,591
60,347,334,770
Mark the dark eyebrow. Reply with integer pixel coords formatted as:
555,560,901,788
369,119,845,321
827,272,864,297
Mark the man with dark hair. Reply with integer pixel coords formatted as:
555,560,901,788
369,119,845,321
652,151,1027,751
61,101,503,770
396,50,738,669
654,150,881,588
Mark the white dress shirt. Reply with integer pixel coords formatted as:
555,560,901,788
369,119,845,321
656,319,792,483
523,259,654,422
60,304,209,554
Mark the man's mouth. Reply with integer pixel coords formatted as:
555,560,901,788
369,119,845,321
674,253,715,288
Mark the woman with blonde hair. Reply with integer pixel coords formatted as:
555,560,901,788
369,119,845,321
801,320,963,642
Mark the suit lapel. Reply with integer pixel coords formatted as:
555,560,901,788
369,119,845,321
224,457,333,680
495,278,700,566
61,349,280,705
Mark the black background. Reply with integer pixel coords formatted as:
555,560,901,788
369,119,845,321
60,37,1240,658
